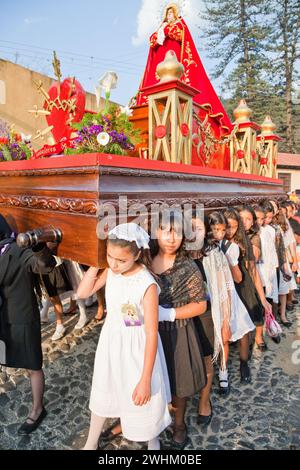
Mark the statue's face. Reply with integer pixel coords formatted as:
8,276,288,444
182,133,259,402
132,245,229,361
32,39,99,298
167,8,175,22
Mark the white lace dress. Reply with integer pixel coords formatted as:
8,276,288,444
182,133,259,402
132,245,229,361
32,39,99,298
259,225,279,303
89,267,171,442
279,224,297,294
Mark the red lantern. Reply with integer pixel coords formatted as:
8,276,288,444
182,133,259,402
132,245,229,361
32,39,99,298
155,125,167,139
260,158,267,165
180,123,189,137
237,149,244,159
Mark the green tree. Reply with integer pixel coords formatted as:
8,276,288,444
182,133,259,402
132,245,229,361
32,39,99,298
202,0,275,122
268,0,300,152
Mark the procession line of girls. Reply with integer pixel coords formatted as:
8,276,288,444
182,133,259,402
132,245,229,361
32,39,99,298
76,201,297,450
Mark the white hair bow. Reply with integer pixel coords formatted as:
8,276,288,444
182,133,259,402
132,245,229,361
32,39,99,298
108,223,150,249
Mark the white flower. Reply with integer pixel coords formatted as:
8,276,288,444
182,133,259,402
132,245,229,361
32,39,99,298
21,133,32,143
120,105,133,117
97,132,110,146
98,72,118,93
94,86,102,108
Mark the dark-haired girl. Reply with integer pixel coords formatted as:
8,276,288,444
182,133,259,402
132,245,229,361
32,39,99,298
238,205,272,350
272,206,297,327
77,223,171,450
151,210,207,448
223,208,264,382
202,211,254,392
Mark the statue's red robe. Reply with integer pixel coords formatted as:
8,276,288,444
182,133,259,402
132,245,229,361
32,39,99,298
136,17,232,135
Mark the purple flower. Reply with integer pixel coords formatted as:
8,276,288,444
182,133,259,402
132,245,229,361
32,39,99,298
89,124,103,135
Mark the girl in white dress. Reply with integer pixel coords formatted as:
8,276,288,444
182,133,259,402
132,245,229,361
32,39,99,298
77,223,171,450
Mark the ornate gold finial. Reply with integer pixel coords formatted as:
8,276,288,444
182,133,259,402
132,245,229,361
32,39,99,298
52,51,62,91
156,50,184,83
233,99,252,123
260,115,276,136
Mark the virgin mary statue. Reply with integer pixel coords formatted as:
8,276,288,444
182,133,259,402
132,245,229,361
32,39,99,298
136,3,232,133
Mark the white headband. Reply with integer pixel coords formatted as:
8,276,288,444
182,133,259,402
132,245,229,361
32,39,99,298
108,223,150,249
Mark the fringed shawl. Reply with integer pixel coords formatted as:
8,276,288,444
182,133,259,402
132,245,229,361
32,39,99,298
202,248,234,370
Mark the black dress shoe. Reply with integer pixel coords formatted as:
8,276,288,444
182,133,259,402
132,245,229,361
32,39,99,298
17,407,47,435
197,400,213,426
219,382,230,397
280,320,292,328
99,421,122,446
271,335,281,344
170,424,188,450
240,361,251,384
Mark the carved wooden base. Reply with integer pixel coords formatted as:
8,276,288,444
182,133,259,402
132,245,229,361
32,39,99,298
0,153,285,266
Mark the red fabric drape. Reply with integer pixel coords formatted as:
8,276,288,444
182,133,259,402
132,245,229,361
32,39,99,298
136,18,232,133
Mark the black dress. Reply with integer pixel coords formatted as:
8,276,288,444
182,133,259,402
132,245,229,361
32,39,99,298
221,240,264,326
41,264,72,298
0,242,56,370
157,253,207,398
193,258,215,356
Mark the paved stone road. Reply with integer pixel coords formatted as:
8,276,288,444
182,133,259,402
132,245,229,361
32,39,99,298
0,301,299,450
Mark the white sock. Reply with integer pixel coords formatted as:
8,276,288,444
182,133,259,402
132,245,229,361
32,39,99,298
148,437,160,450
78,299,87,322
40,298,51,320
219,368,228,387
83,413,106,450
56,323,65,332
75,300,88,329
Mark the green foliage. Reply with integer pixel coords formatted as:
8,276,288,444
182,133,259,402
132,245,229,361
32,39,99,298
202,0,300,152
65,104,141,156
0,119,32,162
2,146,12,161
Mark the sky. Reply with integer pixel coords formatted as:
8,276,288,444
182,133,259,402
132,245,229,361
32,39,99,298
0,0,221,106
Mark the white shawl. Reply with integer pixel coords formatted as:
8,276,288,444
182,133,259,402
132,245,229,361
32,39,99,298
203,248,234,370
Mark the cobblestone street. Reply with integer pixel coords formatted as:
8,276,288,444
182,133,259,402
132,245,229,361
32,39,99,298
0,301,299,451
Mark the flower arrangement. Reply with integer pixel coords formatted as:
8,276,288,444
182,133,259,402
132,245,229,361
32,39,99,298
0,119,32,162
64,104,140,156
